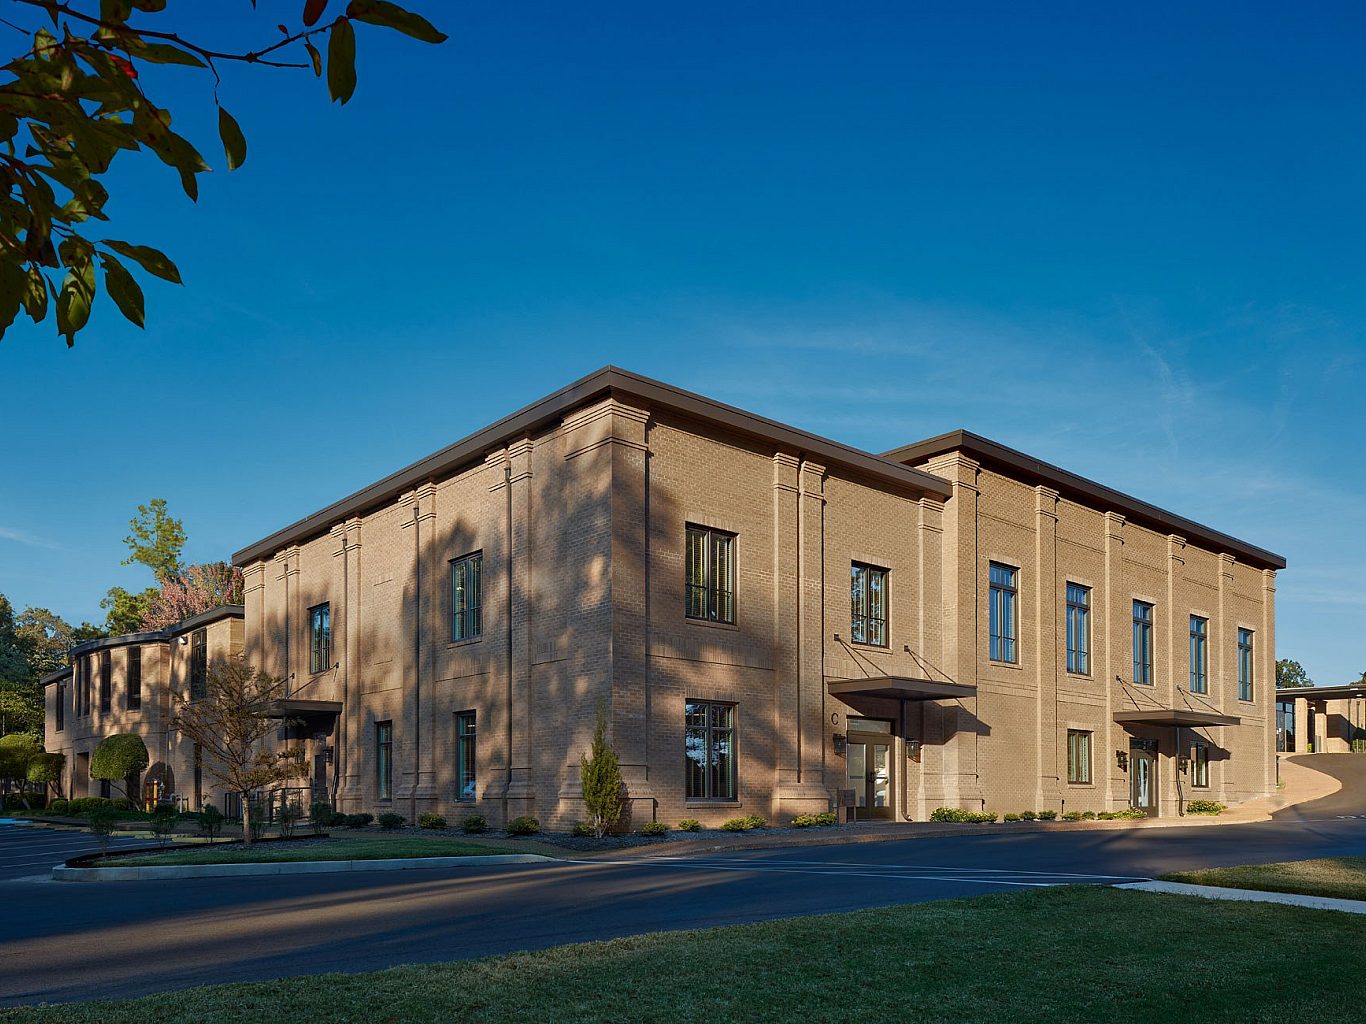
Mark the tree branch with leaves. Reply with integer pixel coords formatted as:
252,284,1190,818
0,0,446,345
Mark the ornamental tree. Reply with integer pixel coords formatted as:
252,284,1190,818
90,732,149,801
0,1,447,346
27,750,65,799
580,710,626,839
171,655,305,844
140,562,245,630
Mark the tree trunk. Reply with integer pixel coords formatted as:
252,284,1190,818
240,792,253,846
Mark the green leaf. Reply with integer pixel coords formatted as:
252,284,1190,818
217,106,247,171
327,18,357,104
99,253,144,329
303,0,328,26
346,0,448,43
126,41,205,68
100,0,134,23
101,240,182,284
0,260,26,334
22,267,48,323
56,259,96,346
304,39,323,77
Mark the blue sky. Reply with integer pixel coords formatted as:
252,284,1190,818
1,2,1362,684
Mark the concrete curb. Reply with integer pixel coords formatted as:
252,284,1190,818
52,853,557,882
1117,880,1366,915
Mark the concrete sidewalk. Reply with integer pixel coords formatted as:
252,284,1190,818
1119,879,1366,915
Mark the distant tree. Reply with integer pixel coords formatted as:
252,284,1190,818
141,562,245,630
580,710,626,839
0,1,447,347
2,605,101,736
0,732,41,804
1276,659,1314,689
0,690,43,737
121,499,186,583
100,585,155,636
0,596,29,685
171,657,305,845
28,750,65,800
90,733,149,802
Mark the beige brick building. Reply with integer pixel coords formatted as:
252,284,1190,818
1277,683,1366,754
43,606,244,809
224,367,1283,828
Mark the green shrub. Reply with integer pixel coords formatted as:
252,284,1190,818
1185,800,1226,815
1061,810,1084,821
198,805,224,839
507,815,540,836
742,814,767,829
462,814,488,834
345,813,374,829
1003,812,1021,822
417,813,447,830
792,814,817,828
2,792,48,811
111,797,134,811
378,812,405,831
68,796,111,815
86,804,119,855
969,811,998,823
721,818,749,831
640,821,668,837
1081,810,1096,820
1096,808,1147,820
677,818,701,832
309,801,334,834
929,806,971,823
580,709,626,838
792,811,838,828
148,806,178,845
1037,809,1057,821
1019,810,1037,821
48,798,69,815
570,821,595,837
277,800,304,838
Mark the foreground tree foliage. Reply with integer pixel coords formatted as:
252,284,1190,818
171,656,305,843
0,0,446,345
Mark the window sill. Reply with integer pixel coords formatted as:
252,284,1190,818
849,641,890,652
988,658,1022,671
685,617,739,633
1064,670,1093,681
684,799,740,807
447,636,483,650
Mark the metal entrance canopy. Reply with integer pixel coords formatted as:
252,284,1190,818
1113,708,1241,728
828,676,976,702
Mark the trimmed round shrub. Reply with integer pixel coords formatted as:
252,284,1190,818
377,812,405,831
677,818,701,832
1061,810,1084,821
345,813,374,829
462,814,488,834
1185,800,1226,815
741,814,767,830
111,798,134,811
417,813,446,830
1003,812,1021,822
720,817,749,832
48,798,69,815
1037,809,1058,820
570,821,595,837
640,821,668,837
507,815,540,836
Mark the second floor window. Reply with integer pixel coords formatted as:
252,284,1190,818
309,603,331,674
376,720,393,800
127,647,142,710
1238,628,1255,701
850,563,889,647
56,680,65,732
1132,601,1154,685
99,650,112,713
451,552,483,641
685,525,735,625
988,562,1018,663
1189,616,1209,695
189,628,208,700
1065,583,1090,675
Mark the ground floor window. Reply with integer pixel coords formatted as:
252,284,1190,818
1066,729,1092,784
1191,743,1209,788
376,720,393,801
455,711,476,801
685,700,736,800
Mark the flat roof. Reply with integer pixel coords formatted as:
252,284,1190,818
884,429,1286,571
1277,684,1366,701
67,604,245,660
233,367,953,566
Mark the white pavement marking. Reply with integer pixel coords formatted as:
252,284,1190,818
1119,880,1366,914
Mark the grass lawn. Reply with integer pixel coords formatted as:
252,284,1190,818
1163,856,1366,901
6,886,1366,1023
93,834,518,866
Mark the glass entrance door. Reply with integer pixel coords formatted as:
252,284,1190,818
1130,749,1157,816
846,738,893,819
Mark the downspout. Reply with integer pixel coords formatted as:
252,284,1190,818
643,427,654,821
412,500,422,825
1175,725,1185,816
334,531,347,809
505,460,514,819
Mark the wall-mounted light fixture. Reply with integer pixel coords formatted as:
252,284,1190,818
1177,755,1190,774
1116,750,1129,772
906,739,922,763
833,733,847,755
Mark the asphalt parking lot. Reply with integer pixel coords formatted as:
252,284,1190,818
0,822,152,881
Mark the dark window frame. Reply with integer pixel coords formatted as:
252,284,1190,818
55,679,65,732
1132,600,1155,685
189,628,208,700
988,562,1019,663
98,650,112,714
1191,742,1210,788
1189,615,1209,695
455,710,476,802
1238,628,1255,701
684,699,737,801
1067,729,1092,784
685,525,736,625
309,602,331,674
450,552,483,642
376,720,393,801
1065,582,1091,675
850,562,889,648
127,646,142,711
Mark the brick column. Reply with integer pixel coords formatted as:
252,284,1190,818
771,453,800,813
1034,486,1061,810
1103,512,1125,810
1261,568,1277,795
337,517,362,810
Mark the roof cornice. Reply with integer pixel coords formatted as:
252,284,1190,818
68,604,245,660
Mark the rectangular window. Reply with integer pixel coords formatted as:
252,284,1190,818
451,552,483,641
189,628,208,700
1189,616,1209,695
988,562,1018,663
1277,701,1296,753
685,525,736,625
309,603,331,674
1067,729,1092,784
376,720,393,801
56,680,65,732
455,711,476,801
850,563,889,647
1132,601,1155,685
684,700,736,800
1191,743,1209,788
1238,628,1255,701
1065,583,1090,675
127,647,142,711
99,650,112,713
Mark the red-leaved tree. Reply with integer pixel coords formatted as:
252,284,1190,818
141,562,244,630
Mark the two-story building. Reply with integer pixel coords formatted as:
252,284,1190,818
224,367,1283,827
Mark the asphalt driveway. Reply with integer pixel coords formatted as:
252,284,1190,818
0,824,154,883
